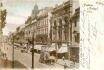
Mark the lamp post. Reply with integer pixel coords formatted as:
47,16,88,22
31,33,34,69
12,34,14,68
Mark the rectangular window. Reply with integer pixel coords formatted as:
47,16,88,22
45,29,46,34
75,20,77,27
77,33,80,43
47,19,48,25
45,19,46,25
75,35,77,42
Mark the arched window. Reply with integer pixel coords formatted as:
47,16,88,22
64,17,69,25
59,19,62,26
53,20,57,30
54,20,56,27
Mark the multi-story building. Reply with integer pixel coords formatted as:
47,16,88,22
25,16,32,41
50,0,72,59
25,4,39,43
70,0,80,62
35,7,53,45
50,0,80,62
15,24,25,45
24,5,53,52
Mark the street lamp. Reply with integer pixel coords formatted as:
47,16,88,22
12,34,14,68
30,29,35,69
31,33,34,69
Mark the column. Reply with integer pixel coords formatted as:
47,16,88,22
62,26,64,40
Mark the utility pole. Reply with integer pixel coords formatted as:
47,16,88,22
31,16,35,69
31,33,34,69
12,34,14,68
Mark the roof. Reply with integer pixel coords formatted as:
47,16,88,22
71,7,80,20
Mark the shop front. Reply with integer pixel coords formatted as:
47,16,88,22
70,47,79,63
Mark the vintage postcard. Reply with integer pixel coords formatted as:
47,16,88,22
0,0,103,70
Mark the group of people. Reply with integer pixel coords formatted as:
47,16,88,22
2,53,7,58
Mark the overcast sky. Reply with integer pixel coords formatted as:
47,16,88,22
2,0,68,35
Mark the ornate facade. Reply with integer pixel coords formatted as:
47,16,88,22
34,7,52,45
25,4,53,45
50,1,72,49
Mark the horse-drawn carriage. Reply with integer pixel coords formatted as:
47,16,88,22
39,46,55,65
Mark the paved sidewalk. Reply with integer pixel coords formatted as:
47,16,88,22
0,44,27,69
56,59,79,69
0,56,27,69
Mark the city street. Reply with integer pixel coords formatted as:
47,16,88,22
1,43,64,69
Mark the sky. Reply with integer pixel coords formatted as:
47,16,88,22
1,0,68,35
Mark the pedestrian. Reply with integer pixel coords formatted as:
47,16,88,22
62,56,65,60
4,57,8,68
43,53,46,64
64,63,68,69
73,55,76,67
3,53,5,57
4,53,6,57
46,54,48,64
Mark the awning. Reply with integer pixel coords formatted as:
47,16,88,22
57,47,67,53
48,43,56,52
14,43,20,46
57,44,68,53
34,45,44,50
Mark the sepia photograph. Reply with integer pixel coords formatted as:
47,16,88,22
0,0,80,70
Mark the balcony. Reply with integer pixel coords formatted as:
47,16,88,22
73,26,79,33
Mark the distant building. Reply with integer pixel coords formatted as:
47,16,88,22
0,35,8,43
31,4,38,19
25,4,39,43
25,16,32,42
15,24,25,44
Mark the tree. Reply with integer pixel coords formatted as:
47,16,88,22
0,2,7,34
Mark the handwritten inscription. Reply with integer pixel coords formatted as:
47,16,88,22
80,4,90,68
84,4,98,13
83,1,104,13
96,1,104,6
80,3,103,69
